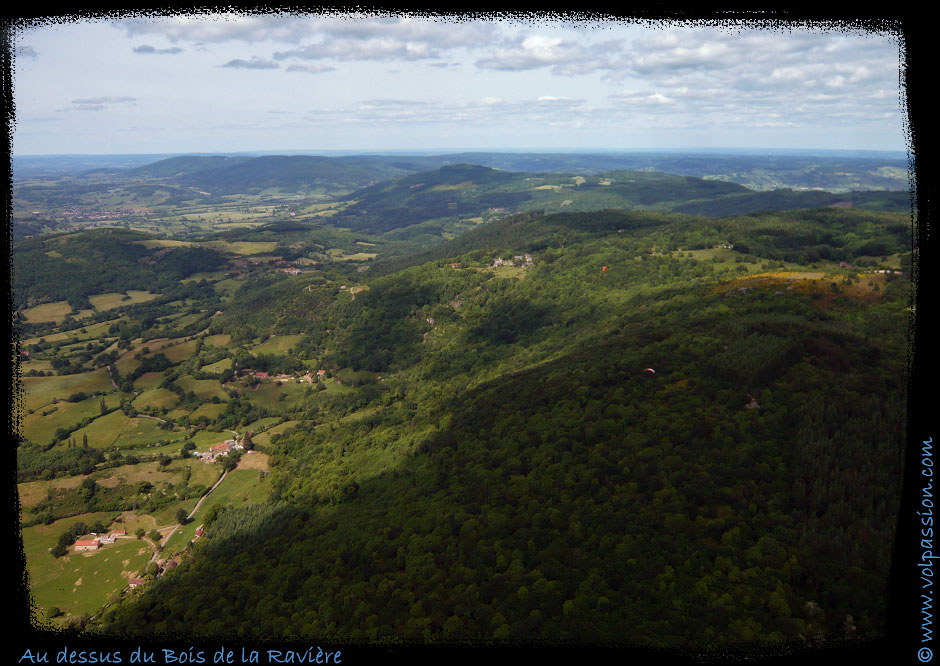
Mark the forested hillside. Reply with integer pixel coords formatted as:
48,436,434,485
92,205,908,645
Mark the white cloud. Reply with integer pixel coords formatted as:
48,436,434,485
220,57,280,69
475,34,625,75
133,44,184,55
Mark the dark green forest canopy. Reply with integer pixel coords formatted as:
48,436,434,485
12,228,227,310
96,205,908,646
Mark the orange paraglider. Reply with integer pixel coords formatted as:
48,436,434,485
602,266,608,272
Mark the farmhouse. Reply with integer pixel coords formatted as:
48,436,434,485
128,577,144,588
210,441,234,454
74,539,101,551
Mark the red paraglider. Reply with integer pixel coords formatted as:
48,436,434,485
643,368,656,374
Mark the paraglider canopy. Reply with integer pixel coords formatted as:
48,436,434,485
602,266,608,271
643,368,656,374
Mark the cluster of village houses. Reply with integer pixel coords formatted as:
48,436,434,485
492,253,533,268
237,368,327,384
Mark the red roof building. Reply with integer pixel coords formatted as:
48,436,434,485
74,539,101,551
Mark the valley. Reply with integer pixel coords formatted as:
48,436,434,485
13,151,911,646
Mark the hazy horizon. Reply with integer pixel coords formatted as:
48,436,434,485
12,14,907,155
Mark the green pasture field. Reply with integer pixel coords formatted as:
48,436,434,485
480,264,527,279
322,378,355,395
132,388,180,412
133,371,166,390
185,456,224,488
203,334,231,348
341,252,378,261
176,375,228,401
200,240,279,255
249,419,307,446
161,468,269,556
96,459,187,489
201,357,233,373
156,339,199,364
212,278,242,298
21,369,114,413
189,402,226,421
20,393,122,446
190,429,236,450
88,290,159,311
68,410,183,450
117,438,188,460
21,301,74,324
20,358,54,374
134,239,194,250
243,380,310,411
28,538,153,620
242,416,282,433
18,475,86,511
22,511,120,561
182,270,228,283
21,319,121,347
251,334,304,355
113,337,180,376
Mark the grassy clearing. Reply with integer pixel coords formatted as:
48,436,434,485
200,240,278,255
176,375,227,401
22,319,121,346
251,334,304,355
21,393,121,446
480,265,527,279
164,469,270,554
21,369,114,413
20,358,55,374
201,357,233,373
28,538,152,619
189,402,226,421
213,279,242,298
22,512,120,560
236,451,270,471
22,301,73,324
68,410,181,450
133,372,166,391
186,457,224,488
250,419,306,446
203,334,231,348
134,239,194,249
243,380,310,411
157,339,199,364
132,388,180,412
190,429,235,450
18,476,86,511
88,291,159,311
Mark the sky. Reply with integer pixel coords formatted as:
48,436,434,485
10,12,908,156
